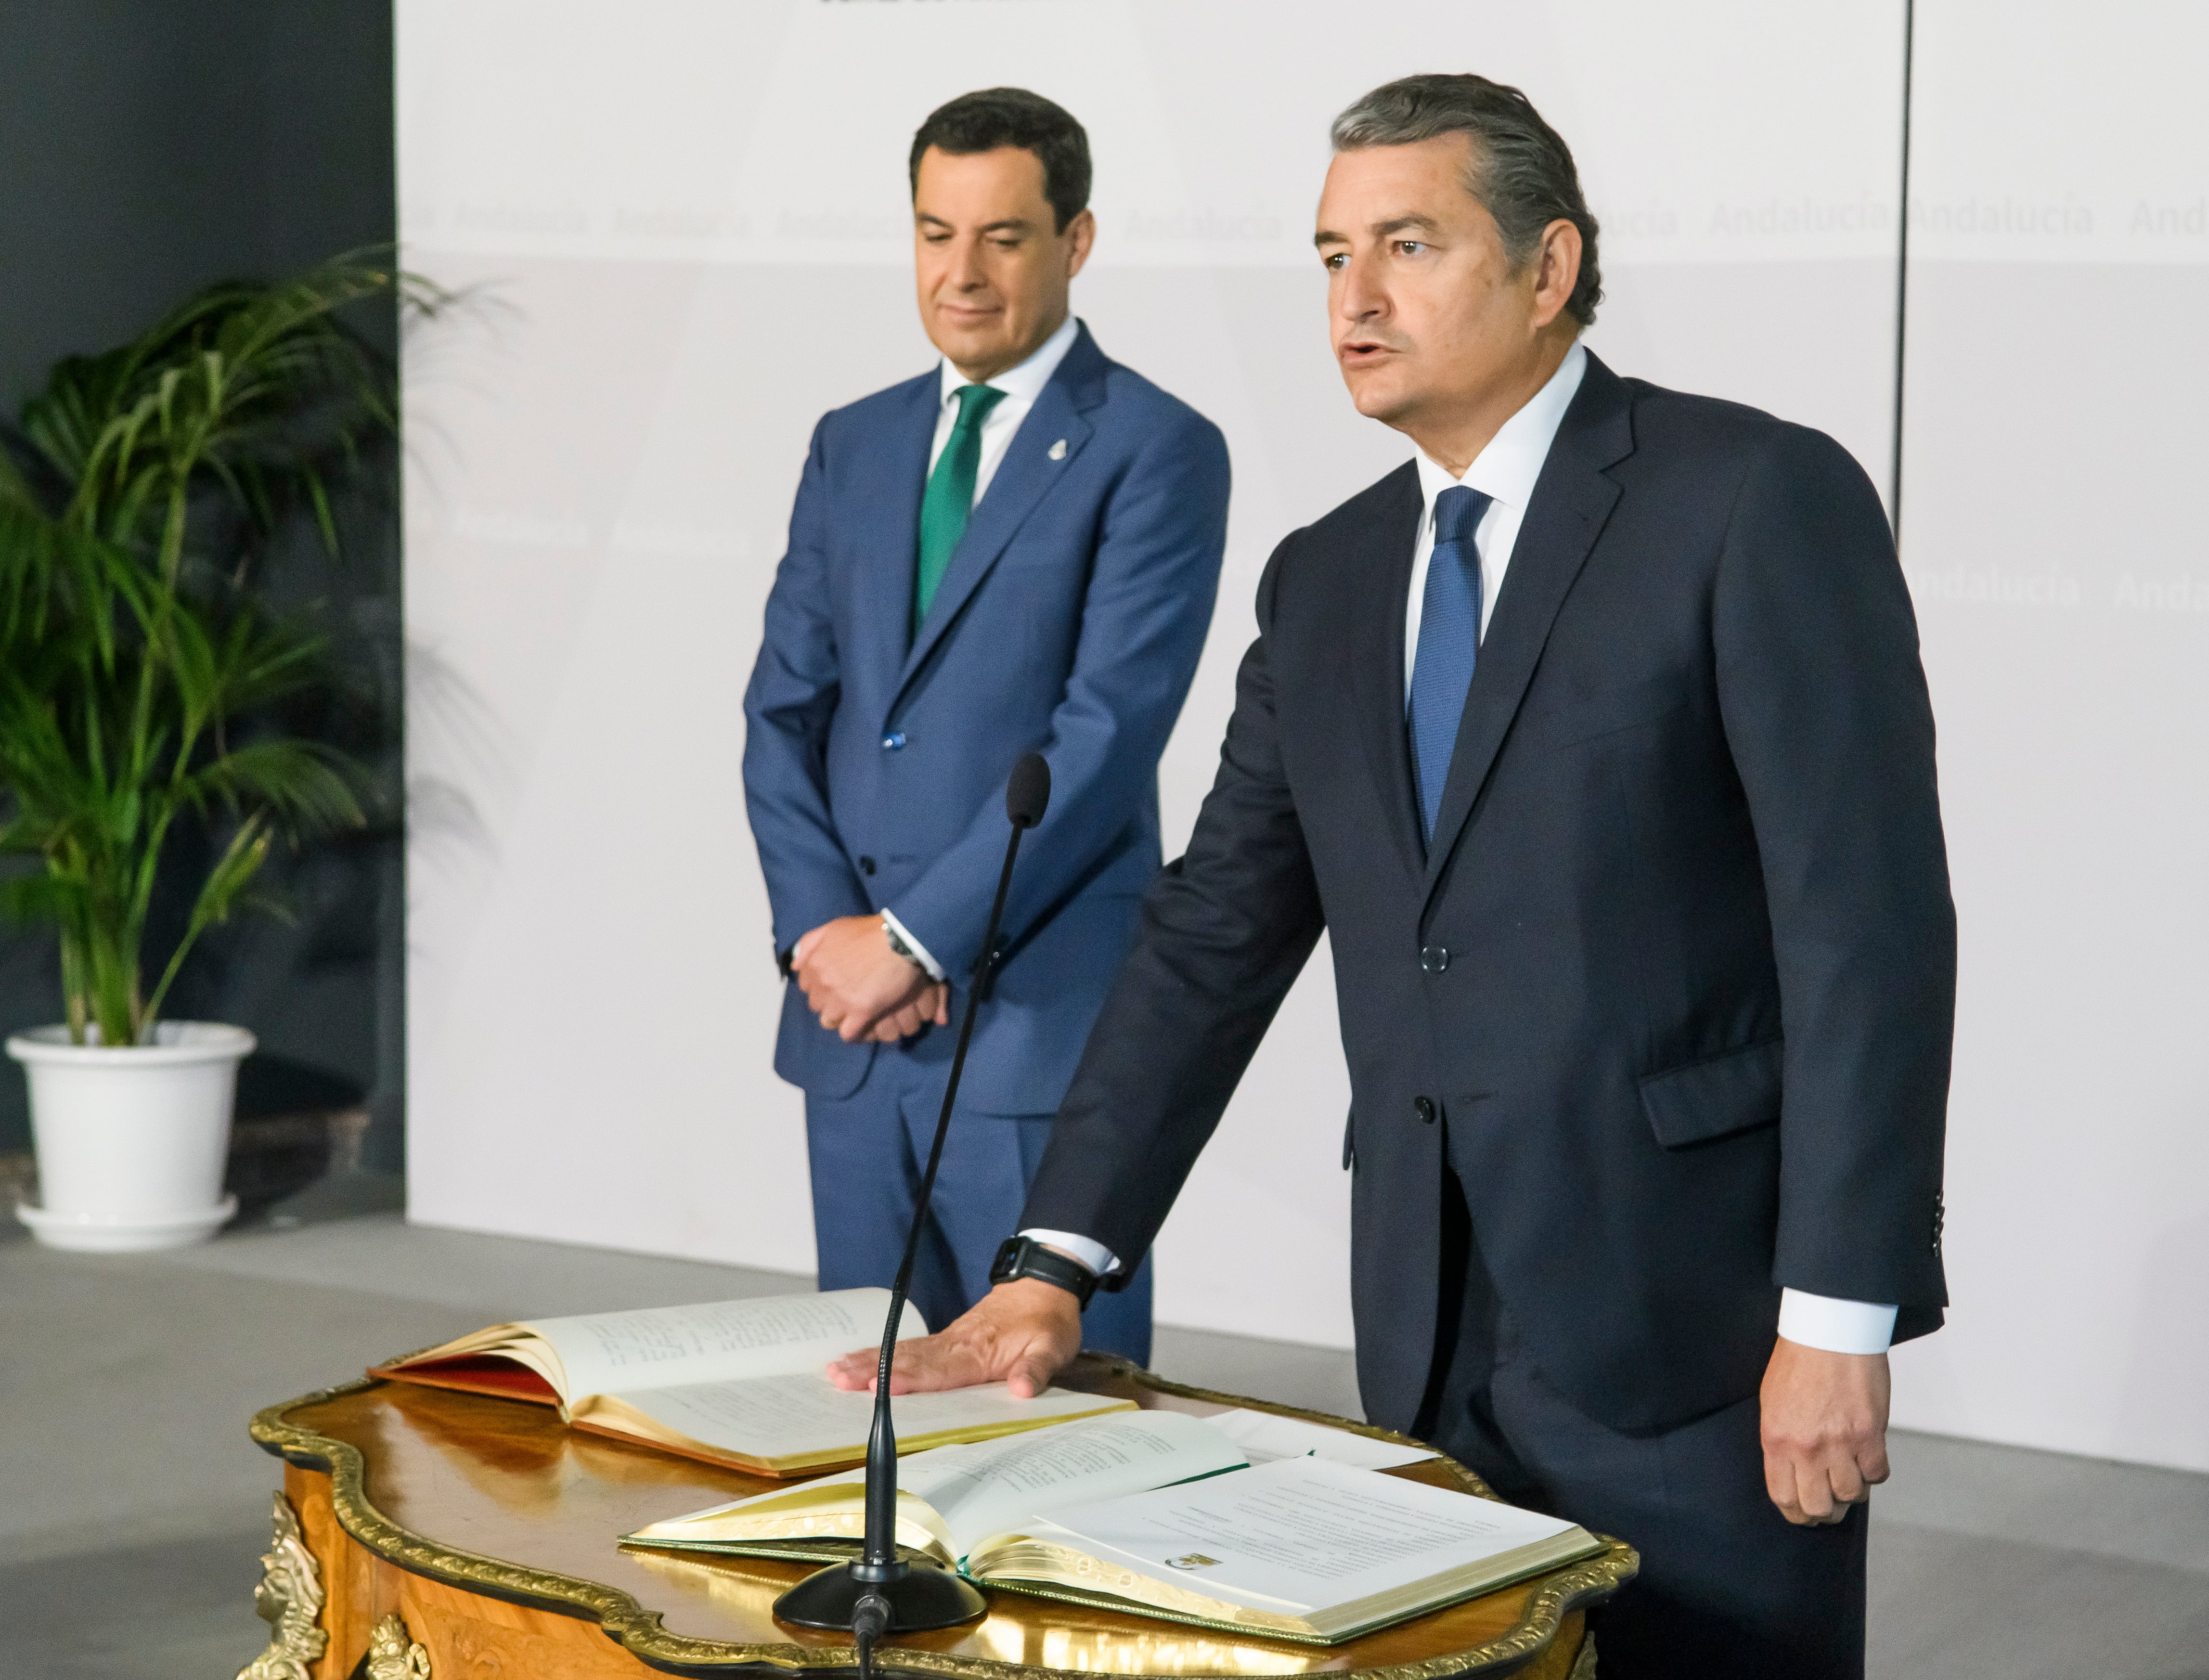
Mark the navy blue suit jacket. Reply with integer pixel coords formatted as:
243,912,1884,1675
742,323,1230,1114
1023,353,1954,1434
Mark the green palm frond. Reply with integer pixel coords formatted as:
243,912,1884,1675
139,814,277,1031
181,739,364,834
47,258,437,573
0,867,78,926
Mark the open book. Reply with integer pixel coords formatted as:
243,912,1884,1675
624,1409,1247,1565
369,1288,1132,1477
624,1411,1603,1641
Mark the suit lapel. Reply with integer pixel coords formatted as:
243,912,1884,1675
893,328,1107,707
1421,357,1636,904
1347,465,1426,882
858,373,940,701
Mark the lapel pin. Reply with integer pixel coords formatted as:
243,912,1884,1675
1047,439,1067,461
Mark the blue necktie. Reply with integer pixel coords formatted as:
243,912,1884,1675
1408,484,1492,844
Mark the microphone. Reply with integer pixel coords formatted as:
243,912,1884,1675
774,752,1052,1641
1006,751,1050,831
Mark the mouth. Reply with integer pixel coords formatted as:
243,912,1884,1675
1337,338,1397,368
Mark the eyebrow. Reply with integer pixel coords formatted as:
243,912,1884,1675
916,212,1035,233
1313,213,1445,249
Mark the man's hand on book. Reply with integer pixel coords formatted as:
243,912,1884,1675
1758,1338,1891,1525
793,916,949,1043
826,1279,1082,1398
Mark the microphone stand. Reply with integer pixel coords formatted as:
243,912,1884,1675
774,755,1052,1660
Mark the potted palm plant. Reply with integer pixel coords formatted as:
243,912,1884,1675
0,260,419,1250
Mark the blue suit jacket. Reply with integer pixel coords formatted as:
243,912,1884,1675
742,323,1230,1113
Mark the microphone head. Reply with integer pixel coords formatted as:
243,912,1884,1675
1006,752,1051,829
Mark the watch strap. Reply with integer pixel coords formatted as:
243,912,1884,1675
989,1235,1098,1309
882,915,929,973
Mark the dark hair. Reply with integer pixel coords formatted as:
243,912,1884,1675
909,88,1092,233
1331,74,1602,327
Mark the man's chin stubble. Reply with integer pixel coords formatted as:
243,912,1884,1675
1344,382,1414,426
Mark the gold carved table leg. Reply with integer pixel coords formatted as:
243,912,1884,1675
284,1464,658,1679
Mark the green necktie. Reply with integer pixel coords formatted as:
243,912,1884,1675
914,382,1008,634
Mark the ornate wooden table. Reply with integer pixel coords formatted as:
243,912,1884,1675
243,1353,1634,1680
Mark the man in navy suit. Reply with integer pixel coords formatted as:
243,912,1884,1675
835,77,1952,1678
742,88,1230,1364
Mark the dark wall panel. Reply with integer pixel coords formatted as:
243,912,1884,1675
0,0,400,1165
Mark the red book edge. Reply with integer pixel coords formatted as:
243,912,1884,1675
362,1355,843,1478
367,1353,560,1406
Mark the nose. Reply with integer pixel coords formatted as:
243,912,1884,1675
949,232,990,291
1335,249,1387,328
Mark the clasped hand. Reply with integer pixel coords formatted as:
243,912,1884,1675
793,914,949,1044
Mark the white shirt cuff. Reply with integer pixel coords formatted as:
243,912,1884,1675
1778,1288,1898,1355
880,909,945,981
1019,1229,1120,1277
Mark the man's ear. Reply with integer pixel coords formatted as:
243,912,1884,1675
1064,207,1098,279
1530,218,1582,331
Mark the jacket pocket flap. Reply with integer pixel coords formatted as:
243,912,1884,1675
1535,671,1691,751
1639,1037,1783,1149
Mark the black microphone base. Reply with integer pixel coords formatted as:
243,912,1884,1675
774,1557,988,1633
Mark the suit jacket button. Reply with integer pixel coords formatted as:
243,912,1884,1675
1420,945,1450,973
1413,1096,1437,1124
881,733,906,751
858,856,876,876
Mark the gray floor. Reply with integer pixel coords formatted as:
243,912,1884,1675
4,1179,2205,1679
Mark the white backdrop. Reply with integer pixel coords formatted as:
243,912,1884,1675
400,7,1913,1353
1885,3,2209,1473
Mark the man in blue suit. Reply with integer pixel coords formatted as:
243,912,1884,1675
742,88,1230,1364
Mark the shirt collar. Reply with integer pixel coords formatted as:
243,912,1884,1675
1414,340,1589,518
938,313,1083,412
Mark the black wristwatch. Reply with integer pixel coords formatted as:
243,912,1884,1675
990,1236,1099,1309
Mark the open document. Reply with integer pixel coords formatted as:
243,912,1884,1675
976,1453,1603,1640
624,1409,1247,1564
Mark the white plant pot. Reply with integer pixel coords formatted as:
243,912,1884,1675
8,1022,255,1252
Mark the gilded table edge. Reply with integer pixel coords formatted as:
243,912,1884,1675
249,1361,1638,1680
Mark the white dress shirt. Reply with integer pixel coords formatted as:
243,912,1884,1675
1022,338,1897,1357
1404,342,1588,696
881,316,1084,982
930,312,1081,505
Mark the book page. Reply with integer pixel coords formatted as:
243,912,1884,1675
1206,1409,1438,1471
520,1288,917,1404
607,1371,1125,1466
628,1409,1243,1559
1035,1455,1580,1615
924,1410,1244,1557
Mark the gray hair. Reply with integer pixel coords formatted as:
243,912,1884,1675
1331,74,1602,327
